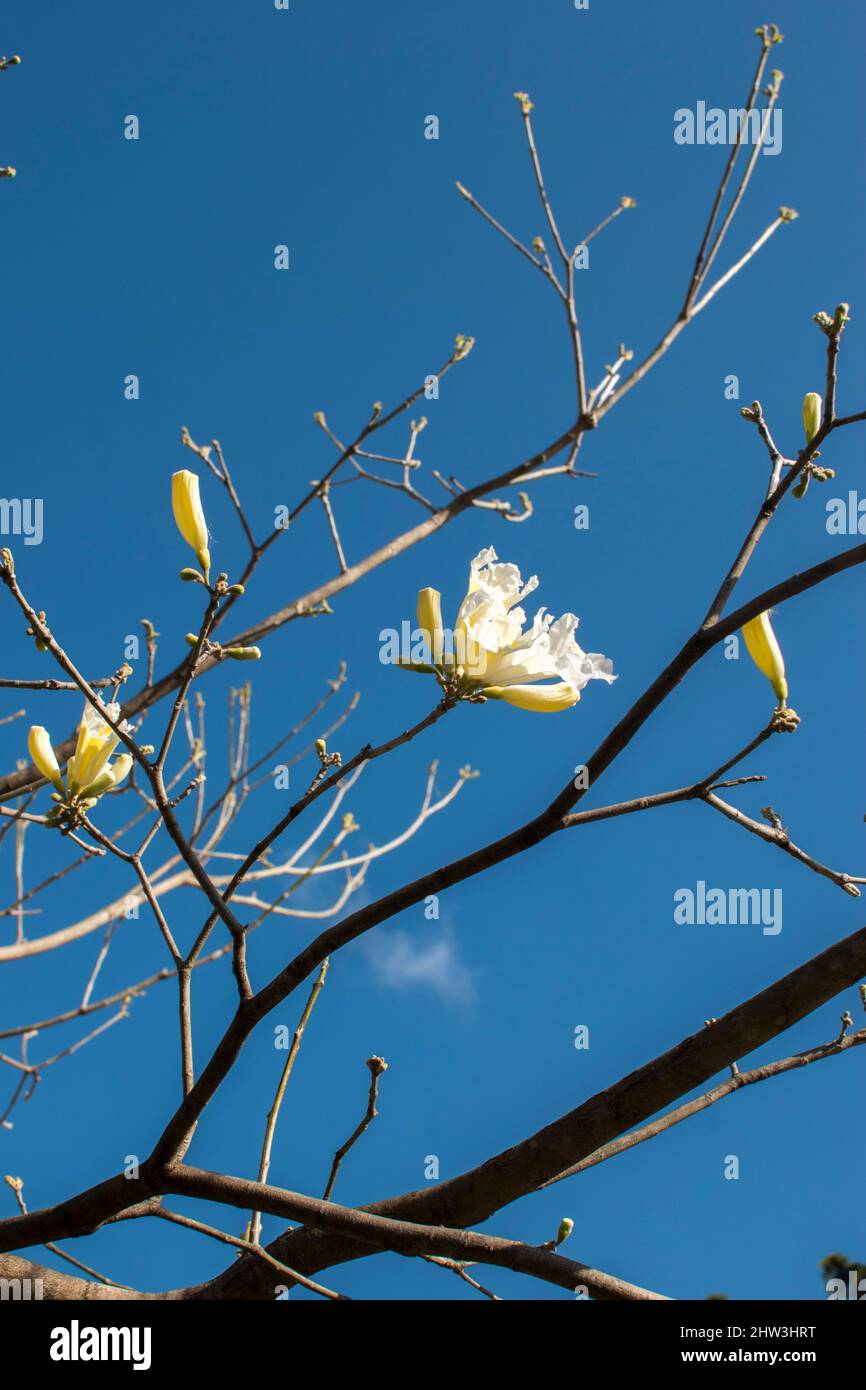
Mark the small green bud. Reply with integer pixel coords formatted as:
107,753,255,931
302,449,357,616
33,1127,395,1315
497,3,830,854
556,1217,574,1245
184,633,199,647
227,583,245,595
224,645,261,661
180,567,205,583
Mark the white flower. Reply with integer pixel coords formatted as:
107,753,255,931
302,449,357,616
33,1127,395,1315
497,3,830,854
409,547,615,712
67,699,132,793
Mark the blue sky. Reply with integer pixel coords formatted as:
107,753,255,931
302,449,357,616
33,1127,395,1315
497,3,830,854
1,0,864,1300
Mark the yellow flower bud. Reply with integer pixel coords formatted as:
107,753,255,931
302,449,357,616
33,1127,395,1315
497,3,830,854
802,392,822,444
417,587,444,665
27,725,64,793
79,753,133,802
109,754,133,788
171,470,211,582
742,611,788,703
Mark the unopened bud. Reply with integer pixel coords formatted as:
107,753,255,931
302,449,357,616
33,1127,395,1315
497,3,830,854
224,646,261,661
453,334,475,361
802,392,822,444
556,1217,574,1245
742,611,788,702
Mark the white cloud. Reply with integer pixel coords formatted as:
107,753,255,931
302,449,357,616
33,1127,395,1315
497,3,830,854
365,927,475,1004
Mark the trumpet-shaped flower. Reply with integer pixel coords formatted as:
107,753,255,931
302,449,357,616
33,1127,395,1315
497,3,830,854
742,610,788,702
172,470,211,582
67,699,132,793
28,725,65,792
406,547,615,712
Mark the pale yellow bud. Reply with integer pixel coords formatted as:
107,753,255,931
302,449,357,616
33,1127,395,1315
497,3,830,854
171,470,211,582
79,753,132,801
109,754,133,788
27,725,64,793
802,392,822,444
417,587,444,664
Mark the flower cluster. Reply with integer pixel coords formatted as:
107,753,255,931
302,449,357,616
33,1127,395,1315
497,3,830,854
404,547,616,713
28,699,133,824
